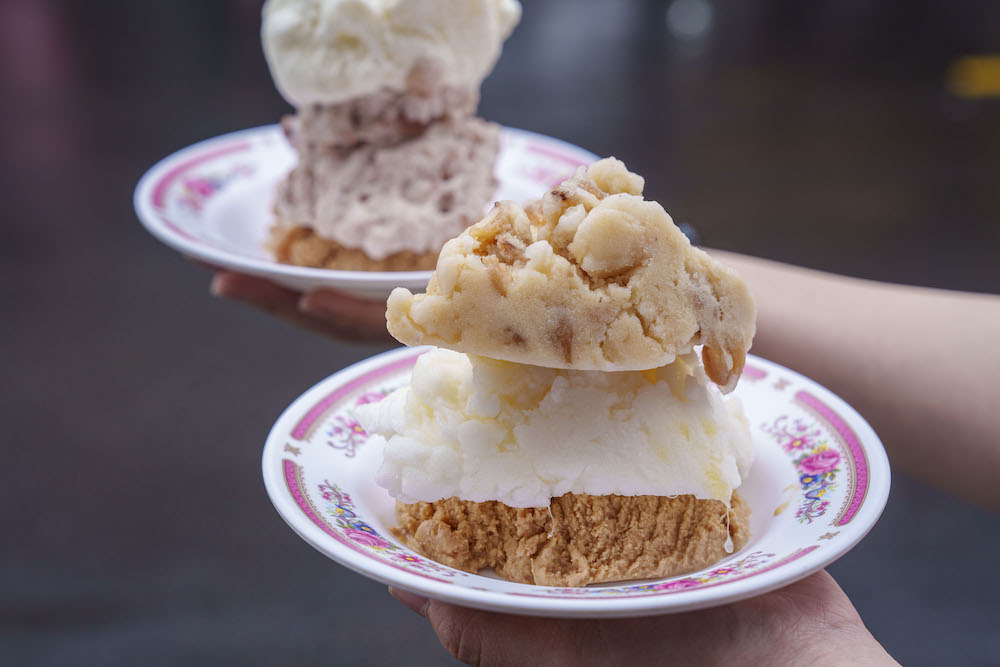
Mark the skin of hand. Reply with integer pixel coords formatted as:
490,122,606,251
708,250,1000,513
207,270,393,344
388,571,896,666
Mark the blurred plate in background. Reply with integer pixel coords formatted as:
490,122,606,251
134,125,599,300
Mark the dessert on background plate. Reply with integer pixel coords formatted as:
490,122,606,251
358,158,759,586
134,125,599,300
261,0,521,271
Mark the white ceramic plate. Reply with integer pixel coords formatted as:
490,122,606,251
134,125,599,300
262,347,890,618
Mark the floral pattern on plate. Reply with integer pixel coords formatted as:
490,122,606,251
316,478,459,578
764,416,841,523
326,390,390,458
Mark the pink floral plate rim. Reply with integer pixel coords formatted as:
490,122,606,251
262,347,890,618
133,124,600,286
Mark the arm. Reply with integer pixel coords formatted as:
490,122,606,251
210,255,1000,510
711,250,1000,512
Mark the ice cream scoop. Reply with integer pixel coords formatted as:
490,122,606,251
357,348,754,509
262,0,522,107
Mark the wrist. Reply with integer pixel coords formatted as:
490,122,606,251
711,570,898,666
749,617,896,666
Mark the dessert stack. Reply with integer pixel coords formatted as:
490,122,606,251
260,0,521,270
358,158,758,586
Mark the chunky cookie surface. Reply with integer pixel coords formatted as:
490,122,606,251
386,158,756,390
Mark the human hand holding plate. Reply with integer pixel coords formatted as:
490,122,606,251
208,269,392,344
389,570,896,666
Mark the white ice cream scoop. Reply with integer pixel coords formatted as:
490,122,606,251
262,0,521,107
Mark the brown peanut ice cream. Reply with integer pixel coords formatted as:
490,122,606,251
396,493,750,587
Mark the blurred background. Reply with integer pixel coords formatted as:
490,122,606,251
3,0,999,664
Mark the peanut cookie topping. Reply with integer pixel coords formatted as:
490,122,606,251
386,158,756,390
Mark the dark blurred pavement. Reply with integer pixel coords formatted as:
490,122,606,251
2,1,999,665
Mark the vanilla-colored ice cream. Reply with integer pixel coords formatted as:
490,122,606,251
357,348,754,509
262,0,522,107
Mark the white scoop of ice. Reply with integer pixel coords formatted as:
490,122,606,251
357,348,754,509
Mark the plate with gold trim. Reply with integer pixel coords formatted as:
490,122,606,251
262,347,890,617
134,124,598,300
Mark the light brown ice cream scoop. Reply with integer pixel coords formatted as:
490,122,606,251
386,158,756,391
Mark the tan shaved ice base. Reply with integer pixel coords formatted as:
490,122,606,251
270,223,439,271
386,158,756,391
393,492,750,586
